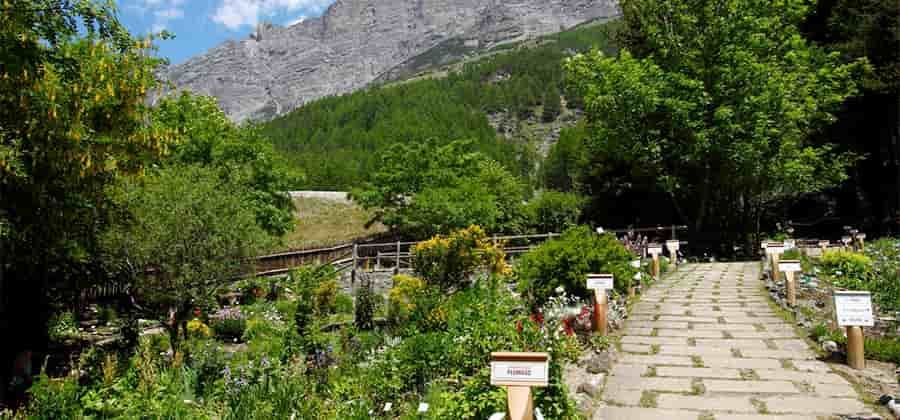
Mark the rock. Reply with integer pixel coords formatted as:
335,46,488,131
822,340,839,353
577,373,605,398
573,393,595,417
165,0,619,122
586,353,611,374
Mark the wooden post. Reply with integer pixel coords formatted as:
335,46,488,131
652,255,660,278
770,252,781,282
785,271,796,307
375,252,381,270
395,241,401,274
594,290,608,335
490,352,548,420
351,244,358,285
506,386,534,420
846,326,865,369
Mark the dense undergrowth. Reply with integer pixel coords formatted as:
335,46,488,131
17,226,641,419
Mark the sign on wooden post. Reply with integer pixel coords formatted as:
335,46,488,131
647,244,663,278
766,242,785,282
666,240,680,267
629,260,641,298
818,240,829,252
587,274,613,335
833,291,874,370
778,260,801,307
855,233,866,251
841,236,852,249
491,352,550,420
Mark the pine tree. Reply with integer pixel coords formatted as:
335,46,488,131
542,88,562,122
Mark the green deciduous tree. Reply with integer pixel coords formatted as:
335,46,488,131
102,166,272,354
0,0,177,388
153,92,300,237
566,0,866,250
353,140,527,238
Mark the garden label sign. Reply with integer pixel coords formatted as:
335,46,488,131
778,260,801,273
833,291,874,327
490,352,550,387
666,240,680,266
586,274,614,291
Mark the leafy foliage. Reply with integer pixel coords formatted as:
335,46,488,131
353,140,527,238
523,191,585,234
517,226,638,306
412,226,510,291
153,93,300,237
102,166,272,352
565,0,865,248
819,250,874,290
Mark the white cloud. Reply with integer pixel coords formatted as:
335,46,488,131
212,0,332,30
130,0,185,32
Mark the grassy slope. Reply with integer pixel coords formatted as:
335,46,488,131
281,196,385,250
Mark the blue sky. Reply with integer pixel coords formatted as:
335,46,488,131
118,0,336,64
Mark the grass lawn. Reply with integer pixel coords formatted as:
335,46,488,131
280,196,386,250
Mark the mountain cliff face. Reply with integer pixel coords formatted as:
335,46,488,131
165,0,618,122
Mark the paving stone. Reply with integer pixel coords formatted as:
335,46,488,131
593,406,700,420
656,394,757,412
621,343,654,354
692,323,757,331
760,396,866,415
654,329,724,338
727,331,797,339
618,355,695,366
657,345,734,357
623,327,654,336
658,315,719,323
605,376,694,392
754,370,848,384
715,415,820,420
621,336,689,346
703,379,800,394
771,339,812,351
694,339,770,349
655,366,742,379
812,382,858,397
629,321,690,329
610,364,649,377
740,349,816,360
789,360,832,373
601,387,644,405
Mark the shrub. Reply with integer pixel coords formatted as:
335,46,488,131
187,319,212,338
819,250,874,290
523,191,585,233
864,337,900,365
387,274,428,324
865,238,900,313
314,279,338,315
209,307,247,341
516,226,638,306
412,225,510,291
47,311,79,342
97,305,118,326
26,373,83,420
334,293,354,314
355,283,377,330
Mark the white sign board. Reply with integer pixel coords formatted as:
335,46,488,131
760,241,767,250
778,260,802,273
647,244,663,256
834,291,874,327
784,239,796,250
586,274,614,290
819,240,830,248
841,236,852,244
666,240,680,251
490,353,549,387
855,233,867,240
766,242,785,255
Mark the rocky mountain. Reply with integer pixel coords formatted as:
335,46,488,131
165,0,618,122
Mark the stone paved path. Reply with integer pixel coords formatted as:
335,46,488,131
595,262,876,420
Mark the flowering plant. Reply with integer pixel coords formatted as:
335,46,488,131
209,307,247,340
